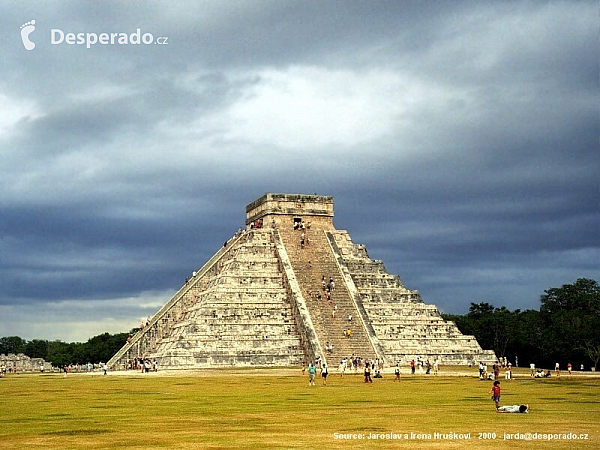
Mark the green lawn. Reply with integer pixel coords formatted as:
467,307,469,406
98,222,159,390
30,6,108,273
0,369,598,449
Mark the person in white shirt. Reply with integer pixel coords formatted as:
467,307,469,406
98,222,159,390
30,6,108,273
498,404,529,413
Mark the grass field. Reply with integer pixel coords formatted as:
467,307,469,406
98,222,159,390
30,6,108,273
0,368,598,449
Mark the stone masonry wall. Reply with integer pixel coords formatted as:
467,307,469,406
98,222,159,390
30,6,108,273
147,228,305,368
330,230,497,365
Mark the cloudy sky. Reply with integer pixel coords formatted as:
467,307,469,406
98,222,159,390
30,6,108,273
1,1,598,342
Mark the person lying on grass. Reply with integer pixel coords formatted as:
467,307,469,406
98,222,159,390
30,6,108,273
497,404,529,413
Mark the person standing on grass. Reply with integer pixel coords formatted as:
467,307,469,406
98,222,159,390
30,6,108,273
321,363,328,385
394,363,400,381
308,362,316,386
505,363,512,380
493,361,500,381
364,362,373,383
489,380,501,411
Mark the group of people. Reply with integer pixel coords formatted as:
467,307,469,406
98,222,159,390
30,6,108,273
0,365,17,377
347,356,383,372
306,361,328,385
305,356,538,415
306,357,448,385
323,276,335,293
307,276,337,306
409,358,439,375
529,361,582,378
479,361,512,380
486,358,590,414
294,220,311,248
249,219,264,229
306,356,387,385
307,274,344,339
293,220,310,231
133,357,158,373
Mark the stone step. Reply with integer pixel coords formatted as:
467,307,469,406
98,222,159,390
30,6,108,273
277,226,377,364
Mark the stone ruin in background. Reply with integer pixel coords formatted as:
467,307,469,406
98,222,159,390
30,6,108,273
0,353,51,372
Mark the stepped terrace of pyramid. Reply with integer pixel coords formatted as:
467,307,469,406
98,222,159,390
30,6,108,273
108,193,496,369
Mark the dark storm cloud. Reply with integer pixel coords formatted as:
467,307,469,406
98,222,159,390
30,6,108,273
0,0,597,340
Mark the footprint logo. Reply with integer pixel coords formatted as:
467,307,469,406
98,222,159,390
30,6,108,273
20,20,36,50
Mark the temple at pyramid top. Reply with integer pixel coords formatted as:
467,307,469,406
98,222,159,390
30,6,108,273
246,193,334,229
109,193,496,370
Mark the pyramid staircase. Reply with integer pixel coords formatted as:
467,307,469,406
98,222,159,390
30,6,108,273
276,225,380,366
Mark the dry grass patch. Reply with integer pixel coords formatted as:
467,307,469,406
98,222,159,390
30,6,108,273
0,370,598,449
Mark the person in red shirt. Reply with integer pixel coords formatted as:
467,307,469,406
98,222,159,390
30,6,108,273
489,380,501,411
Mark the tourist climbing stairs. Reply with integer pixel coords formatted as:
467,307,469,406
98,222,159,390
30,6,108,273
277,225,377,368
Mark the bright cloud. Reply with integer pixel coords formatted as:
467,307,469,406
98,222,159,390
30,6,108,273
215,67,445,149
0,93,43,137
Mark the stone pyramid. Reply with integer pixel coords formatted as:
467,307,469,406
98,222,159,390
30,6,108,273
108,194,496,369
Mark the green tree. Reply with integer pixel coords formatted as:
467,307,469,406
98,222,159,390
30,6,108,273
540,278,600,369
490,306,516,358
445,303,542,365
79,332,129,363
0,331,131,367
585,344,600,370
0,336,26,355
24,339,49,359
511,308,542,366
46,340,75,367
465,302,497,352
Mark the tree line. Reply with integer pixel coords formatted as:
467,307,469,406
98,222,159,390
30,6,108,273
1,278,598,370
0,331,134,367
442,278,600,370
